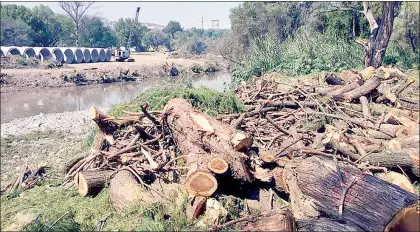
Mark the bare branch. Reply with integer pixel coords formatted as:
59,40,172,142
58,1,94,46
362,2,379,32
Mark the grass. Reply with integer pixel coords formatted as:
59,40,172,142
231,30,364,83
1,183,190,231
108,77,244,117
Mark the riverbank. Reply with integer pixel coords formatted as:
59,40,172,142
0,52,226,93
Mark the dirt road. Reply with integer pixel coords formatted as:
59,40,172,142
0,52,224,93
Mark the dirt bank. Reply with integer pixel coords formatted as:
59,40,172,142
0,52,225,93
0,110,101,137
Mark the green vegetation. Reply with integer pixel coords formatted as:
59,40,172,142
108,79,243,117
231,31,364,82
227,2,419,82
1,185,190,231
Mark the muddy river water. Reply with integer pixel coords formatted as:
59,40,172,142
1,72,232,123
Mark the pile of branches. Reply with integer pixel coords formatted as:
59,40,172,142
220,66,419,179
61,66,419,231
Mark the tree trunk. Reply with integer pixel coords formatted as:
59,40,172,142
284,156,419,231
364,2,400,68
109,170,186,212
164,98,253,197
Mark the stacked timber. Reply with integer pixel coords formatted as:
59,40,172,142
61,65,419,231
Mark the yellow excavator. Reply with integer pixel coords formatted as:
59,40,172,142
114,7,141,62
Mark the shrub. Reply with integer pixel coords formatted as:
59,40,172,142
231,30,364,83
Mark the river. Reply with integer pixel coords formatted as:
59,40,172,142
1,72,232,123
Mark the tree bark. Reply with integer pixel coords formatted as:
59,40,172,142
284,156,419,231
109,170,186,212
338,76,381,102
164,98,253,197
364,2,401,68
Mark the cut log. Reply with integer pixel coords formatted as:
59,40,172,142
359,149,419,177
89,106,117,145
376,66,406,79
395,126,416,137
207,157,229,174
376,171,415,194
387,139,402,150
109,170,186,212
399,97,420,111
74,170,113,197
376,124,403,137
325,74,345,85
260,150,276,164
359,96,371,118
338,70,362,84
385,206,420,232
367,129,394,140
391,135,419,149
384,111,418,128
185,171,218,197
329,82,361,97
359,66,376,80
231,132,253,152
242,209,294,231
164,98,253,196
338,76,381,102
186,195,207,221
91,132,107,152
284,156,419,231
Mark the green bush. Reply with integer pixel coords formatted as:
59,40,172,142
384,40,419,70
108,78,244,117
231,31,364,83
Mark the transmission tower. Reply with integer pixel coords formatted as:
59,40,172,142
211,20,219,29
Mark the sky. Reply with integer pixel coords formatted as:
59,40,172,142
5,2,242,29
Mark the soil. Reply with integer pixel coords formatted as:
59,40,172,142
0,52,226,93
0,109,109,189
0,130,86,190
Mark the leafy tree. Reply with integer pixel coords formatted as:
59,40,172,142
59,1,94,46
0,18,32,46
114,18,148,51
144,29,166,50
0,4,33,24
229,2,304,55
30,5,64,46
55,14,75,46
163,21,182,39
80,16,116,48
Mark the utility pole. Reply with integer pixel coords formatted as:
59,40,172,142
201,16,204,30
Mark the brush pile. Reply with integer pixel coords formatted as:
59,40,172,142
63,66,419,231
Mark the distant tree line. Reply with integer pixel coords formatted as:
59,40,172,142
0,3,223,54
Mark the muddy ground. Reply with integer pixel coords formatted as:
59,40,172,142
0,52,226,93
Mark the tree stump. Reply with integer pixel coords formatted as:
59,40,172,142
74,170,113,197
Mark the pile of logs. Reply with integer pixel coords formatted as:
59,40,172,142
63,65,419,231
